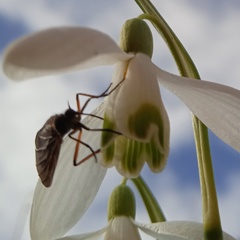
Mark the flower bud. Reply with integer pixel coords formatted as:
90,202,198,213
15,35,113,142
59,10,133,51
120,18,153,58
107,184,136,221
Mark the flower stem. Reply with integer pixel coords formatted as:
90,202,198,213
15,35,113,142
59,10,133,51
121,178,128,185
135,0,223,238
132,176,166,222
193,118,223,239
135,0,199,78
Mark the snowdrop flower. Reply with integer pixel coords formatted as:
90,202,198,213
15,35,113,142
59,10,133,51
56,184,235,240
54,184,141,240
3,18,240,239
4,18,240,176
4,18,240,169
100,19,169,178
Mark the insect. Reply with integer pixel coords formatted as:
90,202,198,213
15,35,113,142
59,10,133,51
35,81,123,187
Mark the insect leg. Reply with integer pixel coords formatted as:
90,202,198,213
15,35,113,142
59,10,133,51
77,82,112,113
80,122,122,136
74,148,101,166
68,130,99,165
77,77,125,114
80,112,104,120
72,129,82,164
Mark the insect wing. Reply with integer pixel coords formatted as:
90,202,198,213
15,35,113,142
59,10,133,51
35,115,62,187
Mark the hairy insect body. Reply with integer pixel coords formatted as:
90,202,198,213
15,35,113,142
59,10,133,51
35,110,81,187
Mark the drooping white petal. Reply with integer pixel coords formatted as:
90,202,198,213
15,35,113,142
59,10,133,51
106,53,169,147
30,103,107,240
105,217,141,240
156,66,240,152
135,221,236,240
3,27,132,80
56,226,108,240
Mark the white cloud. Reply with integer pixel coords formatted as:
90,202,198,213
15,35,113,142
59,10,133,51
0,0,74,30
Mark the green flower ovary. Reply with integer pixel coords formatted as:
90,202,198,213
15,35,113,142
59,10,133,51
108,185,136,221
101,114,117,149
120,18,153,58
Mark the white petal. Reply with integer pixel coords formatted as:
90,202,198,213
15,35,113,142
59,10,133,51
105,217,141,240
56,226,108,240
156,66,240,152
106,53,169,146
135,221,236,240
30,103,107,240
3,27,132,80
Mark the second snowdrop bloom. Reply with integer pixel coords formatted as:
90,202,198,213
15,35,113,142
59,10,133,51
56,184,236,240
56,184,142,240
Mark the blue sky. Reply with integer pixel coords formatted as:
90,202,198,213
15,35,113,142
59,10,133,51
1,0,240,239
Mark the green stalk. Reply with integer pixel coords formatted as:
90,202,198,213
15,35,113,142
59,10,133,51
135,0,223,239
135,0,199,78
193,118,223,239
132,176,166,222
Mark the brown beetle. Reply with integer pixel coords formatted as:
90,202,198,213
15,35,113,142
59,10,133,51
35,82,123,187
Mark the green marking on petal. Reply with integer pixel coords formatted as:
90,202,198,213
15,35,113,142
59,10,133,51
145,139,165,172
101,114,117,148
128,103,164,147
120,138,145,174
114,136,166,177
102,135,167,176
101,142,115,165
101,105,168,176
